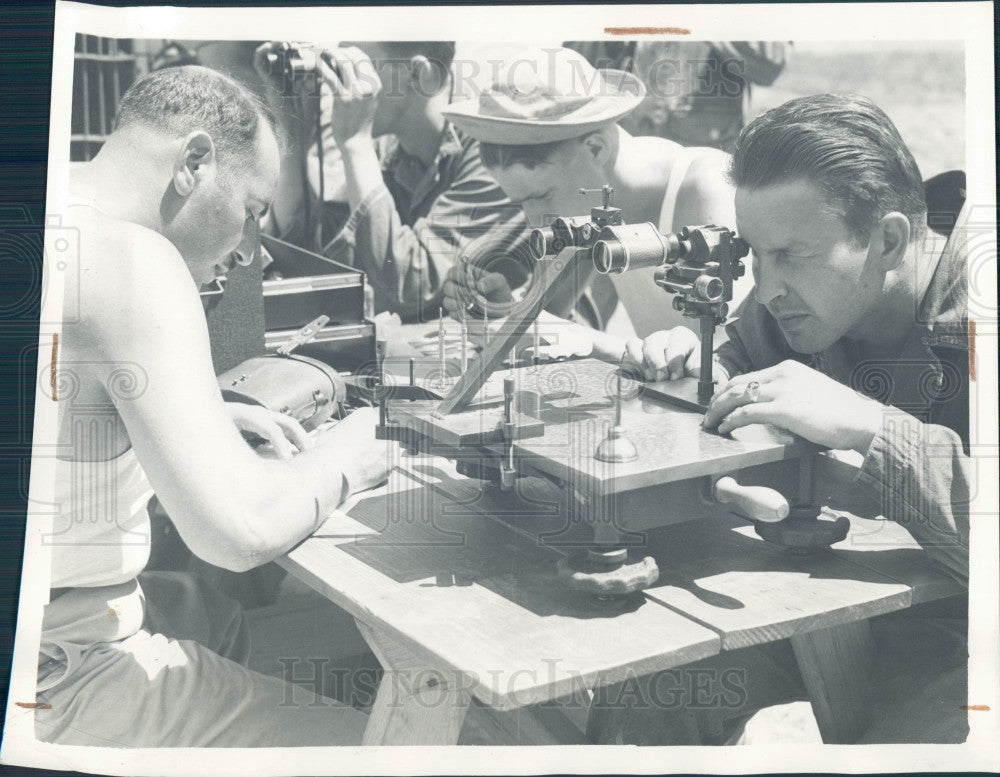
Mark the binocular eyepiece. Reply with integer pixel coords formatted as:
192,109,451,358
591,223,686,275
528,217,598,261
528,218,747,308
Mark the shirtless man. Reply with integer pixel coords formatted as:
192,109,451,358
440,46,747,363
36,65,391,747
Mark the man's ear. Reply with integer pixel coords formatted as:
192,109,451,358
173,131,216,197
409,55,445,96
581,129,613,168
869,212,911,271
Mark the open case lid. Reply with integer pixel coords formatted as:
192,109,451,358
261,233,364,284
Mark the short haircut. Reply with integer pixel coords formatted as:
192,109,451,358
730,94,927,244
115,65,278,162
479,138,572,170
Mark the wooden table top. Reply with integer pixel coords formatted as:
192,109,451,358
280,452,963,711
381,351,818,495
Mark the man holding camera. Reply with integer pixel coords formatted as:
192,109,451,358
590,93,971,744
255,41,530,322
36,65,392,747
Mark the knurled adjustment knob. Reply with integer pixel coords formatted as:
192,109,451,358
754,505,850,551
556,551,659,596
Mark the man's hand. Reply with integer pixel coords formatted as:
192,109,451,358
703,359,884,453
252,42,324,152
623,327,702,381
227,403,311,460
442,262,514,319
317,47,382,150
315,407,395,497
252,42,287,93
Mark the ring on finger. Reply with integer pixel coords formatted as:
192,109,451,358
744,380,761,403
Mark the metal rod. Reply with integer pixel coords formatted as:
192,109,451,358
532,318,540,372
698,315,715,405
437,307,446,385
798,454,815,505
71,53,137,62
81,47,91,143
615,362,624,427
460,313,468,372
110,38,121,123
376,337,388,426
435,246,586,417
96,46,107,136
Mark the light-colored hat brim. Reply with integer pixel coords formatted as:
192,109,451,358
443,69,645,146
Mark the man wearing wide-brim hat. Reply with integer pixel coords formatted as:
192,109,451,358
442,46,752,374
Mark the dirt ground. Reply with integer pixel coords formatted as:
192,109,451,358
748,41,965,179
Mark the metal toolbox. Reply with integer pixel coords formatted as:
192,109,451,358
264,321,376,373
261,234,369,330
260,234,375,372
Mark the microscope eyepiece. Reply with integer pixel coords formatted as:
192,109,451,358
591,238,623,274
528,228,551,260
592,223,681,275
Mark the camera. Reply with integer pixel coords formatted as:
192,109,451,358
261,42,337,93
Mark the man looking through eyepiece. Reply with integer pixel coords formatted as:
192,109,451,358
588,93,970,746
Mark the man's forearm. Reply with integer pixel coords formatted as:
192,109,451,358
856,411,970,585
221,421,392,571
263,93,317,241
339,136,385,212
269,149,309,241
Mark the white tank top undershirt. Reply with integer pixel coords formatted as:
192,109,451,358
40,197,154,684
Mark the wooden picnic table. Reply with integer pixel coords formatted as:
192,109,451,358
278,447,963,746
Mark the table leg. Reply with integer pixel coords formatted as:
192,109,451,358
789,618,876,744
355,620,471,745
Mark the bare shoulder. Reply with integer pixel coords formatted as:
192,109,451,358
683,147,732,188
676,147,734,211
630,136,684,179
672,146,736,228
64,207,203,355
68,207,184,279
632,138,730,190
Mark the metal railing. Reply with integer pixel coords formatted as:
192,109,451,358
71,35,156,161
